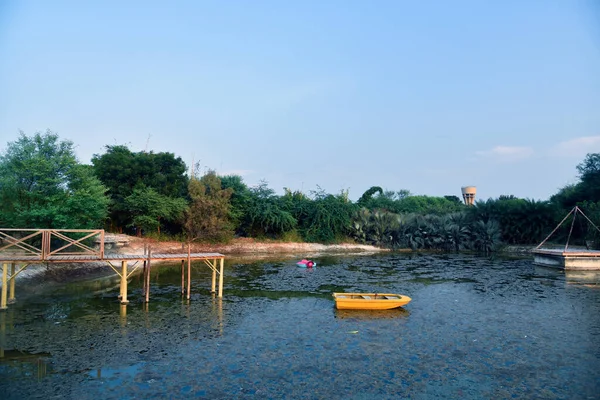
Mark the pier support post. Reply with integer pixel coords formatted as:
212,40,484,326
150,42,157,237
120,261,129,304
181,260,185,295
218,257,224,298
211,260,216,294
145,249,152,303
186,243,191,300
8,263,15,304
1,264,7,310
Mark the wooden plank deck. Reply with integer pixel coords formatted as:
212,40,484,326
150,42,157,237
0,229,228,309
532,248,600,257
0,252,224,263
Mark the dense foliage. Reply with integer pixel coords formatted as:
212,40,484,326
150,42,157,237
0,131,109,228
91,145,188,233
4,131,600,253
185,171,233,241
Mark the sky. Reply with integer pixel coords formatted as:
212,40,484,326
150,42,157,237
1,1,599,202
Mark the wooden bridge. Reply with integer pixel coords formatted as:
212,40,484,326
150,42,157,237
0,229,225,310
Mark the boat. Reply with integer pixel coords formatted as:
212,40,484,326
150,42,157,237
332,293,411,310
296,259,316,268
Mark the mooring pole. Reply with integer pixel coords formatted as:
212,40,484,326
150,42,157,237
145,249,152,303
8,263,16,303
0,264,7,310
186,243,191,300
181,260,185,295
120,260,129,304
218,257,224,298
142,244,147,294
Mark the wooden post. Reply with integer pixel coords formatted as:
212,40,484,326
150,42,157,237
218,257,224,298
142,244,147,294
186,243,191,300
145,248,151,303
1,264,7,310
181,260,185,295
211,260,216,293
120,261,129,304
181,242,185,295
41,231,47,260
119,264,125,300
100,230,105,259
8,263,16,303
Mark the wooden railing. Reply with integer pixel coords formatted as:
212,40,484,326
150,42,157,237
0,229,104,261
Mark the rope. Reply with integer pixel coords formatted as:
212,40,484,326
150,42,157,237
565,209,577,252
536,207,575,249
575,206,600,233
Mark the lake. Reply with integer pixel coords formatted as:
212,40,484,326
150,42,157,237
1,253,599,399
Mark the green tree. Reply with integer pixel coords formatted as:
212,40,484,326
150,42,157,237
0,130,109,228
303,188,356,243
124,186,187,236
576,153,600,202
243,181,296,237
357,186,383,207
444,195,462,204
220,174,251,235
468,197,557,245
185,171,234,241
92,145,188,232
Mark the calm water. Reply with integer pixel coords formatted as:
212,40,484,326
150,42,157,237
1,253,599,399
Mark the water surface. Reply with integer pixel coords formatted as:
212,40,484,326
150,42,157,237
1,253,599,399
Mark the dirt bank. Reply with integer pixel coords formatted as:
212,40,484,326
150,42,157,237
123,236,388,258
5,236,388,286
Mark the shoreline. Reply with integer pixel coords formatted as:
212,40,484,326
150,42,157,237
3,236,390,287
3,236,537,287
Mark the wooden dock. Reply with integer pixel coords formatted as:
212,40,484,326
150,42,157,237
533,206,600,271
532,248,600,270
0,229,225,310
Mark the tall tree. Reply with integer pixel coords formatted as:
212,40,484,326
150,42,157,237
0,130,109,228
220,174,251,234
184,171,234,241
92,145,188,232
242,181,296,237
125,186,187,236
576,153,600,202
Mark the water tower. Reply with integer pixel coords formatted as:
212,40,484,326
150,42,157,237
461,186,476,206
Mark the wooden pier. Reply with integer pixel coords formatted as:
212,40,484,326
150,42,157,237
532,248,600,270
532,206,600,270
0,229,225,310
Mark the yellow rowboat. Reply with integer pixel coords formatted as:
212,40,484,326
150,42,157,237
332,293,411,310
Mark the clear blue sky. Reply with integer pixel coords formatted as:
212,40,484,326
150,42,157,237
1,0,599,201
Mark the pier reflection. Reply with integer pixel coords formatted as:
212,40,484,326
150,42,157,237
565,271,600,287
211,295,223,335
0,310,51,380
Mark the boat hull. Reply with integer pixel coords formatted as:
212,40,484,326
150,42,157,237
332,293,411,310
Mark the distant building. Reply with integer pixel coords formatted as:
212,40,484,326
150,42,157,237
461,186,476,206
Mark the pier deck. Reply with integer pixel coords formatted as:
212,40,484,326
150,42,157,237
0,229,225,310
532,248,600,270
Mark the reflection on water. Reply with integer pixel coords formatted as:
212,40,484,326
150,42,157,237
333,307,410,320
0,253,599,399
0,349,50,380
565,271,600,287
